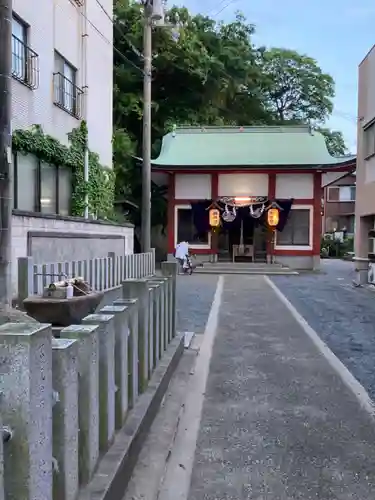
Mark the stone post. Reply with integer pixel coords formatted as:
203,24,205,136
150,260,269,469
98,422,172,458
113,299,139,408
17,257,33,308
52,338,79,500
99,305,129,429
0,323,53,500
149,283,161,366
353,257,370,285
161,262,178,339
82,314,116,450
122,280,150,392
61,324,99,485
149,278,167,353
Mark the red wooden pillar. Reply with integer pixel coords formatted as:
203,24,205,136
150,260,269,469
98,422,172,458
167,173,175,255
267,173,276,262
312,172,322,257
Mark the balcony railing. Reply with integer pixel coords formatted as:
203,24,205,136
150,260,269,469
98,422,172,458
53,72,83,119
11,34,39,89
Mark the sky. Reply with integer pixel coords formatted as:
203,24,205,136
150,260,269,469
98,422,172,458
171,0,375,154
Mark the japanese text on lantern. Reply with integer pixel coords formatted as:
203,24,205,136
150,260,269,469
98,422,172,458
267,208,279,227
209,208,220,227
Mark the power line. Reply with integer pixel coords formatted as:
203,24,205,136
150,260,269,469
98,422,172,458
210,0,239,18
94,0,145,61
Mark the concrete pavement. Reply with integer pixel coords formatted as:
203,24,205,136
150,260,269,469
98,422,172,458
123,270,375,500
184,275,375,499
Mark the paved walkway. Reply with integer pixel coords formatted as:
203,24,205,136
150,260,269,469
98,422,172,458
186,275,375,499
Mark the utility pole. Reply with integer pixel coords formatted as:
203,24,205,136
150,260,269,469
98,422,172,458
0,0,13,308
141,2,153,253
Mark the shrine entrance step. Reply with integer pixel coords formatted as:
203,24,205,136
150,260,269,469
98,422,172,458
194,263,299,275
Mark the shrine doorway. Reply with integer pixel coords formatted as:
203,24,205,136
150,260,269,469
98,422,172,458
217,211,268,262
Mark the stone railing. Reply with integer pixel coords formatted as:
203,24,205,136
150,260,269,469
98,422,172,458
17,250,156,305
0,262,177,500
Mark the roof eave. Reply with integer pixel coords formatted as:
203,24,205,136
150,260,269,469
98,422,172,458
151,161,356,171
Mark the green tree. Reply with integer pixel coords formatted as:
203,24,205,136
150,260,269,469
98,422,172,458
112,2,347,229
317,128,348,156
258,48,335,123
113,2,269,228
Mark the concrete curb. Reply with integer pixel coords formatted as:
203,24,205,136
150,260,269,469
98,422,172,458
78,333,185,500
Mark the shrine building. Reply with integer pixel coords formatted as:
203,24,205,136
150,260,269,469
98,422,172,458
151,126,356,270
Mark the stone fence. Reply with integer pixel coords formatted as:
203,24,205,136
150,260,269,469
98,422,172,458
17,250,156,306
0,261,177,500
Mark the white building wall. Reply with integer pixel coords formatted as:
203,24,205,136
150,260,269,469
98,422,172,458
86,0,113,167
175,174,211,199
218,173,268,197
275,173,314,199
11,0,113,166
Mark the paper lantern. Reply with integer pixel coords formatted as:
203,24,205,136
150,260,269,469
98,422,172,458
209,208,220,227
267,208,279,227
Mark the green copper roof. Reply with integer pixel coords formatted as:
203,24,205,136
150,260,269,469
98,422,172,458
151,126,356,168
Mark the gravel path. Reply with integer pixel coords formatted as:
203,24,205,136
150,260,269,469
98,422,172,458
176,274,218,334
271,259,375,400
188,275,375,499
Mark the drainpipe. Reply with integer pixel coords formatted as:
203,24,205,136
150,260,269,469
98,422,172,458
84,144,89,218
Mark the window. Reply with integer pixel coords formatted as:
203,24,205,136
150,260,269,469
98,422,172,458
53,52,83,118
364,122,375,159
13,152,71,215
14,153,38,211
58,168,72,216
276,209,310,246
328,185,356,202
40,162,57,214
11,15,39,89
176,208,209,245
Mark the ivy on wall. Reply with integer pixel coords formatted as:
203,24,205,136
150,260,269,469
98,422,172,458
12,121,115,218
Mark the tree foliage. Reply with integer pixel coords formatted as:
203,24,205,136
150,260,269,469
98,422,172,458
317,128,348,156
258,48,335,123
113,0,348,227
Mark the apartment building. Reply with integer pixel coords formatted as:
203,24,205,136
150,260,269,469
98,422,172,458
354,45,375,262
322,171,356,235
11,0,113,215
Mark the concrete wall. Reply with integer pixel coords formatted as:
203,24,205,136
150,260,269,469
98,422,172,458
12,211,133,296
12,0,113,167
356,46,375,218
355,45,375,257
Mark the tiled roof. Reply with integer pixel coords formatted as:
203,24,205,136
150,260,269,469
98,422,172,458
151,126,356,168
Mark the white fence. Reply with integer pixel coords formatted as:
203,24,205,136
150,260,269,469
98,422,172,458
17,250,155,304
